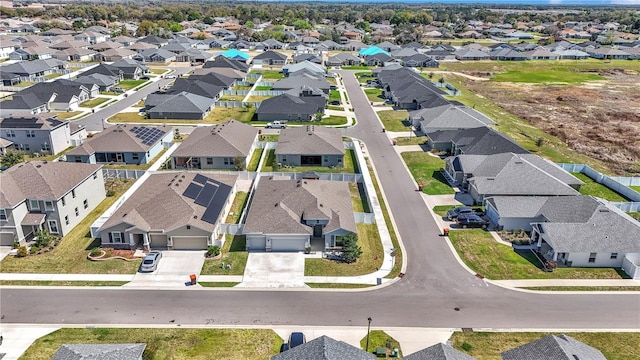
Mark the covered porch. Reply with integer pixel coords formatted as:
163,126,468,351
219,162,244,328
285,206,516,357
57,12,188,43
21,213,45,242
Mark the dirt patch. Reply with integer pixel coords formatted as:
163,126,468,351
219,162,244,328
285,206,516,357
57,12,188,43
463,75,640,174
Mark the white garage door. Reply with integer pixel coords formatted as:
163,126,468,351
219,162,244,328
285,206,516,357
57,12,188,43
0,232,15,247
150,234,168,249
271,238,306,252
248,236,266,251
172,236,208,250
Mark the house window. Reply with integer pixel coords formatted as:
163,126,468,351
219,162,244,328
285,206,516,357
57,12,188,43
19,143,30,151
83,199,88,209
186,225,191,230
64,215,69,225
132,153,139,160
75,157,82,163
611,253,618,260
282,156,286,162
93,172,97,180
71,190,76,198
48,220,59,234
75,207,79,217
110,232,123,243
61,196,66,206
0,209,6,221
41,143,51,152
206,157,213,165
29,199,40,211
26,130,35,138
588,252,597,263
44,200,54,212
223,157,234,165
6,130,15,138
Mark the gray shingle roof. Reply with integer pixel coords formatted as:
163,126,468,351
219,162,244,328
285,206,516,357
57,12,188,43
257,93,326,117
147,91,214,114
168,78,224,99
426,127,525,155
273,73,330,92
171,120,257,158
0,93,48,110
0,113,66,130
67,124,172,156
52,343,146,360
417,105,496,133
276,126,344,156
271,336,375,360
244,178,356,235
253,50,287,61
404,343,476,360
501,334,606,360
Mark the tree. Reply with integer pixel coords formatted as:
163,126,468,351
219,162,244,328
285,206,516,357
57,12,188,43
535,137,544,150
438,77,445,87
427,72,434,79
243,102,254,113
245,20,255,29
315,112,323,122
233,157,246,171
0,150,24,168
136,20,155,37
341,233,362,263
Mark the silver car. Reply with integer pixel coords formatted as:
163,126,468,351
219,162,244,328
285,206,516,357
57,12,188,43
140,250,162,272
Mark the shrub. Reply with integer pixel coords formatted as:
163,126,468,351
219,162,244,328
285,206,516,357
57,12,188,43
34,229,53,247
206,245,221,257
461,342,473,352
29,246,38,254
90,247,102,257
12,241,19,249
106,189,115,197
16,245,28,257
341,233,362,263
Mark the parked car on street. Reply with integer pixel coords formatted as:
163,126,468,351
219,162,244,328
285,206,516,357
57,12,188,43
288,332,306,348
456,214,490,229
140,250,162,272
329,100,341,105
266,121,287,129
112,87,125,93
446,206,484,220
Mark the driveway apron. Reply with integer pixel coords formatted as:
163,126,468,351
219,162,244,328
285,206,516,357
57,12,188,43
237,252,306,288
124,251,205,288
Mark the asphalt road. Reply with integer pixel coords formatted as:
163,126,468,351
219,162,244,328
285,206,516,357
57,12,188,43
1,71,639,329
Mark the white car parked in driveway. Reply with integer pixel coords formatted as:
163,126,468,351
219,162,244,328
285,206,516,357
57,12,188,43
140,250,162,272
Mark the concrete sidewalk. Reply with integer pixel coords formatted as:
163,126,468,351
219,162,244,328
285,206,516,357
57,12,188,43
491,279,640,288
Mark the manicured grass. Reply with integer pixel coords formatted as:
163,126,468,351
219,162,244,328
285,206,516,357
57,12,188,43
24,146,74,162
234,85,253,90
394,136,426,146
448,229,626,280
630,186,640,192
149,68,167,75
198,282,240,287
97,99,116,108
261,149,357,173
342,65,373,70
572,172,629,202
359,331,402,357
247,149,263,171
523,286,640,291
0,179,140,274
259,134,279,142
377,110,410,132
109,107,256,125
14,81,36,87
0,280,128,286
246,95,273,102
200,235,248,275
326,105,343,111
349,182,371,213
225,192,248,224
491,70,604,84
305,223,383,276
364,88,384,102
43,73,62,79
329,89,341,101
254,85,272,91
20,328,282,360
219,94,243,101
320,115,348,125
401,151,454,195
433,205,456,217
628,212,640,221
449,331,640,360
80,97,110,108
118,79,146,90
51,111,83,120
100,91,120,96
251,70,284,79
305,283,374,288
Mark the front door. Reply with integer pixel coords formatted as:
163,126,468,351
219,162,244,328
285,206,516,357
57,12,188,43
313,225,323,238
116,153,124,162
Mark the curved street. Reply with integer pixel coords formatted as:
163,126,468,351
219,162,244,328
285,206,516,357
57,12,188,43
1,71,639,330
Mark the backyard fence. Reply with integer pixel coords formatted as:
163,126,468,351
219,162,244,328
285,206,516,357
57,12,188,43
354,212,376,224
102,169,146,180
257,172,363,183
218,223,244,235
557,163,640,203
214,101,261,109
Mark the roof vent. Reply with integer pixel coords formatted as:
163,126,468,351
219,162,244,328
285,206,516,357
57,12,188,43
487,178,495,180
175,183,179,186
514,161,523,164
123,213,127,217
193,215,197,219
181,175,185,178
275,203,279,207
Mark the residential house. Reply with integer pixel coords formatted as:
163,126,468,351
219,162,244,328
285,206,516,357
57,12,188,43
244,178,357,252
167,78,224,100
587,47,631,60
283,60,326,77
378,67,447,110
81,63,124,81
0,113,79,156
445,153,583,203
0,58,67,78
74,31,109,44
325,53,362,67
272,73,330,94
99,48,136,62
526,47,559,60
318,40,342,50
403,53,440,68
343,40,367,51
9,46,54,60
52,344,146,360
364,53,393,66
292,53,323,64
0,94,50,117
75,73,119,92
0,70,21,86
176,48,212,64
454,48,491,61
275,126,344,167
145,92,215,120
97,172,237,250
252,50,288,66
133,48,176,63
256,93,326,122
217,48,250,61
413,105,497,134
202,57,251,72
125,41,156,53
137,35,168,47
376,41,401,52
171,120,258,170
271,336,375,360
0,36,20,58
404,343,476,360
112,58,149,80
0,161,105,246
501,334,606,360
15,79,98,111
425,126,527,155
258,38,286,50
66,124,172,165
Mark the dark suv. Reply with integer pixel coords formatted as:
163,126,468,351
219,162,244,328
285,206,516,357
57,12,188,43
456,214,490,229
288,332,306,349
446,206,483,220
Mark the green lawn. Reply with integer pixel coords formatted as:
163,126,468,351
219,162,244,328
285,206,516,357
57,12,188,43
43,73,62,79
305,223,383,276
377,110,410,132
433,205,456,217
0,280,127,286
306,283,373,288
523,286,640,291
118,79,146,90
394,136,426,146
630,186,640,192
492,70,604,84
107,112,147,123
329,89,341,101
259,134,279,142
224,192,248,224
251,70,284,79
80,97,110,108
247,149,263,171
326,105,343,111
342,65,373,70
448,229,627,280
1,180,141,274
349,182,371,213
148,68,167,75
360,331,402,358
20,328,282,360
254,85,272,91
364,88,384,102
319,115,348,125
572,172,629,202
401,151,454,195
200,235,248,275
450,331,640,360
51,111,83,120
246,95,273,102
261,149,357,173
234,85,253,90
109,107,256,125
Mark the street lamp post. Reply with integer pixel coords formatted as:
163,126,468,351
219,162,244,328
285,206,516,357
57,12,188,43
365,317,372,352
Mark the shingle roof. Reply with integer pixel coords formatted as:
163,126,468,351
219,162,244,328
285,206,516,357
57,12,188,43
0,93,48,110
66,124,172,156
257,93,326,116
51,343,146,360
501,334,606,360
276,126,344,156
99,172,237,233
426,127,524,155
0,113,66,130
168,78,224,99
147,91,215,114
253,50,287,61
244,178,356,235
202,57,250,72
19,79,89,104
0,161,102,207
271,335,375,360
171,120,257,158
0,59,64,76
418,105,497,133
404,343,476,360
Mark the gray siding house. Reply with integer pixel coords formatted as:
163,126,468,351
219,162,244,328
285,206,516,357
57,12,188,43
146,92,215,120
65,124,173,165
275,126,345,167
256,93,326,122
0,113,80,156
171,120,258,170
0,161,105,246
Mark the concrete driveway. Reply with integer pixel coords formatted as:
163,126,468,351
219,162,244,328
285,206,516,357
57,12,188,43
236,253,306,288
125,251,205,288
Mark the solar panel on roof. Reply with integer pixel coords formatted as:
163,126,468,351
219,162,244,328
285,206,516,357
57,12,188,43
183,182,203,199
201,182,232,224
193,174,208,184
194,182,219,207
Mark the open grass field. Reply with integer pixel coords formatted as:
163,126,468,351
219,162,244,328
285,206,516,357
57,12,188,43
400,152,454,195
20,328,282,360
261,149,357,173
491,70,604,84
439,59,640,75
360,331,402,358
0,179,140,274
572,172,629,202
377,110,410,132
305,223,383,276
448,229,626,280
449,331,640,360
200,235,248,275
80,97,110,108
